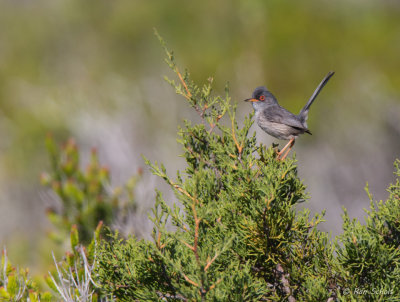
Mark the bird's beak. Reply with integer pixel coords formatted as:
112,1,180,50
244,98,259,102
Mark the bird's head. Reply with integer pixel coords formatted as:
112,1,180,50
244,86,278,111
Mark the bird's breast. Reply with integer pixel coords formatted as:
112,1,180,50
256,113,299,140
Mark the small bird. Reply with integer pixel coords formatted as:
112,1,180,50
245,71,335,160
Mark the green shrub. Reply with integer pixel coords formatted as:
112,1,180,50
93,35,400,301
335,161,400,301
95,34,334,301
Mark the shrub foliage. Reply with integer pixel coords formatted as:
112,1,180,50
94,35,400,301
2,36,400,302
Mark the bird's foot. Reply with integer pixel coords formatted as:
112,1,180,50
276,151,286,161
277,150,291,161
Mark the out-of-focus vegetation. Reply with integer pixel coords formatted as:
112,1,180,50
1,249,52,301
41,136,139,245
0,0,399,276
45,223,103,301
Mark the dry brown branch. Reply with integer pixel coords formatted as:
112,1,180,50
175,67,207,121
204,253,218,272
175,67,192,99
181,240,195,251
192,203,201,263
183,273,199,287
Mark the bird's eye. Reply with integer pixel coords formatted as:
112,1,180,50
259,95,265,101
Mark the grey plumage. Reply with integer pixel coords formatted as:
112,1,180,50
244,71,335,159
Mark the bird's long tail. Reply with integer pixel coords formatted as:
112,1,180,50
299,71,335,123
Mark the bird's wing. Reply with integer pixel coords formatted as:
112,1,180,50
263,106,307,130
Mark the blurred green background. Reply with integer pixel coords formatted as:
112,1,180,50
0,0,399,272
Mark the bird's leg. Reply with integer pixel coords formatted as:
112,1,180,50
276,138,293,159
280,138,295,161
276,138,295,161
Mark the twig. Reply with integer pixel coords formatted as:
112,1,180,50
157,232,161,249
175,67,192,99
183,273,199,287
204,253,219,272
209,278,222,290
175,67,207,121
201,104,208,117
188,130,208,145
265,194,274,210
166,178,199,205
181,240,195,252
208,114,223,134
192,203,201,264
231,118,243,157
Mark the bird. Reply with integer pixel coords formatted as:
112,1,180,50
244,71,335,160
